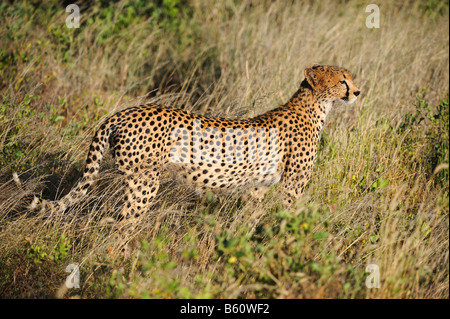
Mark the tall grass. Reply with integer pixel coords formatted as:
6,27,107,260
0,0,448,298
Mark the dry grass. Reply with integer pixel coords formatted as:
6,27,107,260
0,0,448,298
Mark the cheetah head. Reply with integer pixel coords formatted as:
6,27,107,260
304,64,360,104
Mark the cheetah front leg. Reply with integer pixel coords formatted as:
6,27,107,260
279,171,311,207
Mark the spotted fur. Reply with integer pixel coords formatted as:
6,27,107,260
26,64,360,223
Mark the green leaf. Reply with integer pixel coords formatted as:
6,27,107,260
141,240,150,251
313,232,329,240
377,178,390,188
165,261,177,269
369,234,379,243
420,222,432,239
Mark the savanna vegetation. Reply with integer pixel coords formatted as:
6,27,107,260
0,0,448,298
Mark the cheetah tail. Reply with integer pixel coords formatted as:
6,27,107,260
18,121,117,214
12,172,59,213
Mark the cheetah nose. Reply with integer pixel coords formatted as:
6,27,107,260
354,91,360,97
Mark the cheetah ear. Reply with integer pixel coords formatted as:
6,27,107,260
304,67,319,89
309,63,321,69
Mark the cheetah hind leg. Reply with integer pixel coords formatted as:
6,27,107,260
114,169,160,254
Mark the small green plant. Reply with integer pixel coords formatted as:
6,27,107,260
26,235,72,265
398,91,449,187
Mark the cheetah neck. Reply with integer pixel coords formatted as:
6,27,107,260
283,82,333,130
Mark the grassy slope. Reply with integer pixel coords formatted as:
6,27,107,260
0,0,448,298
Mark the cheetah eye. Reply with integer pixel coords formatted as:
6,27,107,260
340,80,346,85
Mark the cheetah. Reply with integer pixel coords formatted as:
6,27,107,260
25,64,360,224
